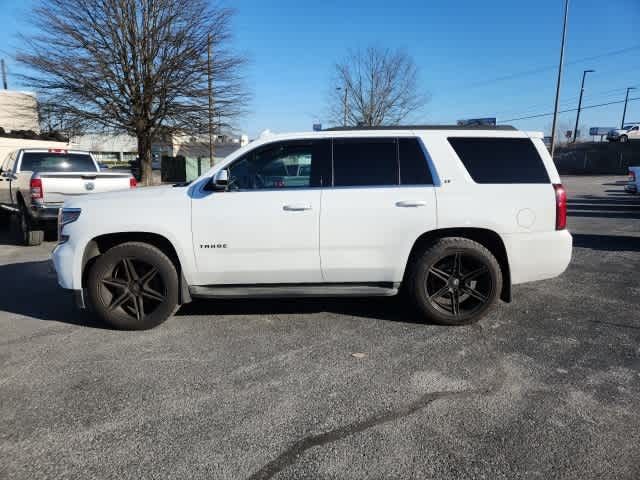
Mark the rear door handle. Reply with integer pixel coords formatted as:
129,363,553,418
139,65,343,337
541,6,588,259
283,204,312,211
396,200,427,207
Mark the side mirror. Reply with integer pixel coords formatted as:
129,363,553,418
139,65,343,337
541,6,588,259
205,169,229,191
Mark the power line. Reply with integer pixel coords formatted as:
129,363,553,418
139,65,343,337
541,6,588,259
459,45,640,90
499,97,640,122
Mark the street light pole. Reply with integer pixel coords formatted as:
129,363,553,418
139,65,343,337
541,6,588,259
572,69,594,143
207,33,214,163
621,87,636,128
550,0,570,159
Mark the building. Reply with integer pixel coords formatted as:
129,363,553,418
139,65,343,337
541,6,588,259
0,90,40,133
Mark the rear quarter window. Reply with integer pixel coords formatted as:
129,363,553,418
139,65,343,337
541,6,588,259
448,137,549,184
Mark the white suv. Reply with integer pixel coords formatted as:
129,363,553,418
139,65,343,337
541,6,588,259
52,126,572,329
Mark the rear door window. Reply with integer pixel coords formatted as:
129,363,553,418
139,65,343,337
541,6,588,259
448,137,549,184
19,152,98,173
332,138,398,187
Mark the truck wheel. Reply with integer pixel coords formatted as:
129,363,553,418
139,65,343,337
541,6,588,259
18,206,44,246
86,242,179,330
407,238,502,326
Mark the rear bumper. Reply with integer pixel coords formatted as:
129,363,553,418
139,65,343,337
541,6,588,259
503,230,573,285
624,183,638,193
30,203,62,222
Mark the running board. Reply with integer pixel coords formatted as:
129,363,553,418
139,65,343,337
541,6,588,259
189,283,400,299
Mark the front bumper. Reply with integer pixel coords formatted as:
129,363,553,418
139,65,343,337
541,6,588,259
50,252,87,309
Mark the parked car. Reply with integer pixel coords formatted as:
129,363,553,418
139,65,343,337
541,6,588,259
0,148,137,245
626,166,639,193
607,124,640,143
51,125,572,330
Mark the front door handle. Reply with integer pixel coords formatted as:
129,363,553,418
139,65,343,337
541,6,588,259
396,200,427,207
283,204,312,211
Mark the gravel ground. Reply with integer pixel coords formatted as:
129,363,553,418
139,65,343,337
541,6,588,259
1,175,638,479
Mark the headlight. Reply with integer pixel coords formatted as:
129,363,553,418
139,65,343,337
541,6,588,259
58,208,82,244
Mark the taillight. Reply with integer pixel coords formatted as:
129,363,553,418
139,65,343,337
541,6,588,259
553,183,567,230
129,177,137,188
30,178,43,202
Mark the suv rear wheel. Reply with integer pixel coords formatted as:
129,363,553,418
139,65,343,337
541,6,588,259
86,242,179,330
407,238,502,325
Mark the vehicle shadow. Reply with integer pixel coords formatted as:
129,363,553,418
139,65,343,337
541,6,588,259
0,257,430,328
175,295,429,325
0,259,108,328
572,233,640,252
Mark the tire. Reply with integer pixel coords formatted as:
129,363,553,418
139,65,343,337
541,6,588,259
620,135,628,143
86,242,179,330
406,237,502,326
17,205,44,246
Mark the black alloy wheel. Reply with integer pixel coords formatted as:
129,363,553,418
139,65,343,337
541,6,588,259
87,242,179,329
98,257,167,322
408,237,502,325
425,252,492,318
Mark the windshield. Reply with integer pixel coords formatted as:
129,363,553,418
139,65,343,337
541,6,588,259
20,152,98,173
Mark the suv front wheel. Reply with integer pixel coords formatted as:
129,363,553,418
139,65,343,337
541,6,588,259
407,238,502,325
87,242,179,329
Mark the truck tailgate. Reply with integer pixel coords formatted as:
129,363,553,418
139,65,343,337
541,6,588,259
39,172,132,204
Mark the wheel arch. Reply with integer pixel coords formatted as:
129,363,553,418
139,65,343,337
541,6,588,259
81,232,191,304
404,228,512,302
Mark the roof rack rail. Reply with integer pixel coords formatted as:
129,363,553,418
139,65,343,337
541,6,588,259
323,125,517,131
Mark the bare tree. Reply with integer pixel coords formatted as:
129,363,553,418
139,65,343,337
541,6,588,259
17,0,248,184
329,47,428,127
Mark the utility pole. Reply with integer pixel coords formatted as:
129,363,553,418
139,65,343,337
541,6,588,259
621,87,636,128
207,33,214,163
1,59,7,89
550,0,570,159
572,69,594,143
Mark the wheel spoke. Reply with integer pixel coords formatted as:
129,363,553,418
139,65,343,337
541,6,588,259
142,286,165,302
429,266,450,282
108,290,131,311
102,277,128,290
131,294,144,321
462,286,488,303
450,290,460,316
462,265,488,282
121,258,139,281
429,284,451,301
139,267,159,287
453,253,462,276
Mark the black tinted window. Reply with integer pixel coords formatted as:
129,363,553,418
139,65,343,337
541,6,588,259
228,139,330,190
333,138,397,186
448,137,549,184
399,138,433,185
20,152,97,173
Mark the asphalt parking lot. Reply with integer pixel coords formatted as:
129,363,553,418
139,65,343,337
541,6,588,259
1,175,639,479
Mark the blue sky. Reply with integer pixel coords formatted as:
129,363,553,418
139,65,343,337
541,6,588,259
1,0,638,138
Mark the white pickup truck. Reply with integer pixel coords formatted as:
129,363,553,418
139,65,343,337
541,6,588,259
626,166,640,193
0,148,136,245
